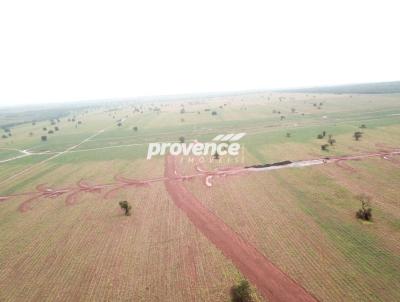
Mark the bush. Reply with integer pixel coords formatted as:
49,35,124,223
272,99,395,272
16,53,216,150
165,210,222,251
321,144,329,151
119,200,132,216
353,131,363,141
356,194,372,221
230,280,252,302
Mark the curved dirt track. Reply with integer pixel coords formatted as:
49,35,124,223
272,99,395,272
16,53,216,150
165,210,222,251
164,155,318,302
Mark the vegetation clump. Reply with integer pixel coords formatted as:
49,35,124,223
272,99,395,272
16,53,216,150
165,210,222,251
321,144,329,151
230,280,252,302
119,200,132,216
353,131,363,141
356,194,372,221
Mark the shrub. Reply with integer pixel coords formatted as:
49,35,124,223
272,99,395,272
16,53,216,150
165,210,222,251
230,280,252,302
353,131,363,141
119,200,132,216
356,194,372,221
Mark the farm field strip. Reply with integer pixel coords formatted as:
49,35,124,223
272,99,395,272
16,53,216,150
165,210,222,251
1,148,399,213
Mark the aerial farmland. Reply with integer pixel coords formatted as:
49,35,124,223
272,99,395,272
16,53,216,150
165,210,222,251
1,83,400,301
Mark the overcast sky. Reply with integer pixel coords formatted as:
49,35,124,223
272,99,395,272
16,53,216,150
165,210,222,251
0,0,399,106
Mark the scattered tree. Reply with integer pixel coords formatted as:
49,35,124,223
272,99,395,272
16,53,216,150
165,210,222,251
54,126,59,131
360,124,367,129
211,111,217,116
353,131,363,141
41,135,47,141
321,144,329,151
43,127,47,131
286,132,291,138
133,126,138,131
179,136,185,143
1,134,7,139
119,200,132,216
213,151,220,160
328,135,336,146
356,194,372,221
230,280,252,302
317,134,324,139
48,130,54,134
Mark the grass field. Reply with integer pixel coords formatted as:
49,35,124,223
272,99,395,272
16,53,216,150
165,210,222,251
1,89,400,301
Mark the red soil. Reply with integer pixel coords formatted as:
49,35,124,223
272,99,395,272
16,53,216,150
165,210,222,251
164,155,318,302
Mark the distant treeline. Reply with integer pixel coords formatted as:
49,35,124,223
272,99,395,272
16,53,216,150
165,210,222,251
277,81,400,94
0,105,92,129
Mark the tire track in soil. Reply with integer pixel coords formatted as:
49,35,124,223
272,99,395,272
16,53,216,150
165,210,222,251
164,155,318,302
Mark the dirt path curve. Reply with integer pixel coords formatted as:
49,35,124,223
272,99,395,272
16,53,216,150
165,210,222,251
164,155,318,302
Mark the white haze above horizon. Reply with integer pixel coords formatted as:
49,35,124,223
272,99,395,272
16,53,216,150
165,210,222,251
0,0,399,107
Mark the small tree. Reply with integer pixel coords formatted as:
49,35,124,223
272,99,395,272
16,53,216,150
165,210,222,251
328,135,336,146
211,111,217,116
41,135,47,141
133,126,138,131
54,126,59,131
286,132,291,138
1,134,7,139
356,194,372,221
230,280,252,302
360,124,366,129
213,151,220,160
321,144,329,151
354,131,363,141
317,134,324,139
179,136,185,143
119,200,132,216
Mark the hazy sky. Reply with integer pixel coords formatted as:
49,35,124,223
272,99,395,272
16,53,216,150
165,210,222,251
0,0,399,106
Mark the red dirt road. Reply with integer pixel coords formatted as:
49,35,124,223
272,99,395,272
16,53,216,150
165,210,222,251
164,155,318,302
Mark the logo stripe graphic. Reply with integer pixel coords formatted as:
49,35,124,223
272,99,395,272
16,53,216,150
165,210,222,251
212,134,224,141
229,133,246,141
220,134,235,141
